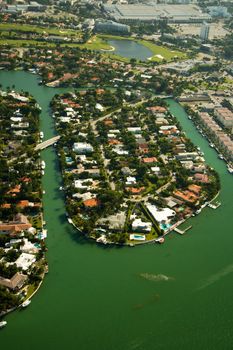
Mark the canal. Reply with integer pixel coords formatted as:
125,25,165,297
1,71,233,350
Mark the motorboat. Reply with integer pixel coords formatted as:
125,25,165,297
21,300,31,308
0,321,7,329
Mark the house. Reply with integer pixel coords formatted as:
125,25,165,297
176,152,200,161
85,169,101,178
127,127,142,134
132,218,152,232
95,103,104,111
147,106,167,114
121,167,132,175
0,272,27,290
20,238,39,254
83,198,100,208
0,214,31,235
173,190,198,204
126,187,145,195
15,253,36,271
74,179,93,190
98,212,126,231
146,204,176,224
142,157,157,164
73,142,94,154
151,167,160,175
126,176,137,186
194,173,209,183
188,184,202,195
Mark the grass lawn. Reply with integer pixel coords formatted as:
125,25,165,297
78,35,113,51
137,39,186,62
26,284,37,298
0,23,80,37
0,39,55,47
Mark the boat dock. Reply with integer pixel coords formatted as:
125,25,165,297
208,202,221,209
174,225,192,235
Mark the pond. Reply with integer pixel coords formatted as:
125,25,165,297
107,39,153,60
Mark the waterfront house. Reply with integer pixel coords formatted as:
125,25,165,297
146,204,176,224
173,190,199,205
0,272,27,291
15,253,36,271
132,218,152,233
98,212,126,232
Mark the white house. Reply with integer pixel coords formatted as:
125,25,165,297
15,253,36,271
73,142,94,154
132,218,152,232
146,204,176,224
126,176,137,186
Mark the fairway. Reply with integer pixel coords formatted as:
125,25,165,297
0,23,81,37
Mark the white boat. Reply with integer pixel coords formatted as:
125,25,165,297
218,154,224,160
41,161,46,169
59,186,63,190
227,165,233,174
209,143,214,148
40,131,44,139
0,321,7,328
21,300,31,308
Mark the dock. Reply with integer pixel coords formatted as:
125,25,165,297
208,202,221,209
174,225,192,235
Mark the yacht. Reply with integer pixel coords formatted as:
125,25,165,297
0,320,7,329
40,131,44,139
209,143,214,148
41,161,46,169
218,154,224,160
21,300,31,308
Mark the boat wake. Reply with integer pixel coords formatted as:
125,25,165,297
197,264,233,291
139,273,174,282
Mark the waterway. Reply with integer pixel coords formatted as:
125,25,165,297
1,71,233,349
107,39,153,61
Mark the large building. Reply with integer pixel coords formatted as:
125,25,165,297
103,4,211,23
200,23,210,41
95,20,130,35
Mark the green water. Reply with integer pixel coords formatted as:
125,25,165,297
1,71,233,350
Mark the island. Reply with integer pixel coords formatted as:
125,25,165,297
0,89,47,315
51,92,220,245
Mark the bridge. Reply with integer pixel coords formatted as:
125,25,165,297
35,135,60,151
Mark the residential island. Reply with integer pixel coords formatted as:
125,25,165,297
51,92,220,245
0,90,47,315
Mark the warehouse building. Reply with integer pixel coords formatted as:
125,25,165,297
103,4,211,23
